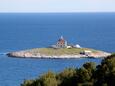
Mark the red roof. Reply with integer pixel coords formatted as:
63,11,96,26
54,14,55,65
58,38,65,44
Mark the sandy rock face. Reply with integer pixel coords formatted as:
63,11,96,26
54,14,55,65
7,51,111,59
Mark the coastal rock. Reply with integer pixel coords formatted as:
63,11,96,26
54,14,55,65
7,48,111,59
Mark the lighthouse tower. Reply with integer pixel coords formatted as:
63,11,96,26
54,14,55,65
56,36,67,48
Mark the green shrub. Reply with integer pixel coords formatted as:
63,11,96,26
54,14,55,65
21,53,115,86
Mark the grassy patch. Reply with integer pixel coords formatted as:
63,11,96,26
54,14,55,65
25,48,99,56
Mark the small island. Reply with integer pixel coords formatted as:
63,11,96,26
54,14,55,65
7,36,111,59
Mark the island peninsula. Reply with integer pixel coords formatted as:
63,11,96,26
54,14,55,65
7,36,111,59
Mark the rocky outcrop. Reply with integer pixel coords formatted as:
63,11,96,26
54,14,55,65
7,49,111,59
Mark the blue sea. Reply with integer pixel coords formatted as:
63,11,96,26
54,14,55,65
0,13,115,86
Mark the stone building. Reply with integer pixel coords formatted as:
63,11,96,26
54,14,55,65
51,36,67,48
56,36,67,48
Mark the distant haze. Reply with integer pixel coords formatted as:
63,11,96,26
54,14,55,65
0,0,115,13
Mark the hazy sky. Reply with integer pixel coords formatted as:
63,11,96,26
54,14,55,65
0,0,115,12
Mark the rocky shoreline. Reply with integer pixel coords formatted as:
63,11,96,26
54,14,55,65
6,36,112,59
7,48,111,59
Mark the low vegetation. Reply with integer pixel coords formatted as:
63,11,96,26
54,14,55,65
26,48,99,56
21,54,115,86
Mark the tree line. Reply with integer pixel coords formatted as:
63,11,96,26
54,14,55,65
21,54,115,86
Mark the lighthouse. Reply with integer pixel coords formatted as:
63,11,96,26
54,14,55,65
56,36,67,48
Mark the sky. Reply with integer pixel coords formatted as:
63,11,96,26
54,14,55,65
0,0,115,13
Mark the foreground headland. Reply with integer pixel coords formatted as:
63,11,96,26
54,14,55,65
21,54,115,86
7,36,111,59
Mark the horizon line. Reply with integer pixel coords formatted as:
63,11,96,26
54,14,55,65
0,11,115,14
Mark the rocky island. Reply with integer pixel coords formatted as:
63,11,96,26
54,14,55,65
7,36,111,59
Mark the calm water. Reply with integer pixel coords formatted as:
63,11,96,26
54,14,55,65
0,13,115,86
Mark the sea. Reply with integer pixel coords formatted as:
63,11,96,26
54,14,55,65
0,13,115,86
